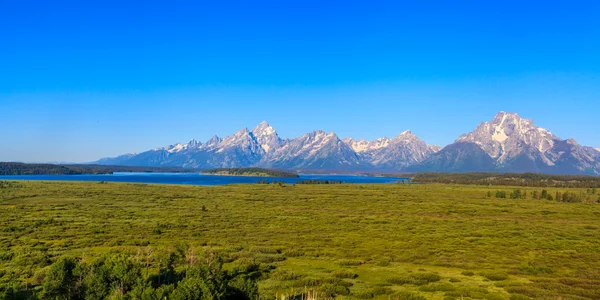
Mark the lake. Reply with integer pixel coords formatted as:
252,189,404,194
0,172,410,186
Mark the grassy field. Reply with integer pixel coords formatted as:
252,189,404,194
1,181,600,299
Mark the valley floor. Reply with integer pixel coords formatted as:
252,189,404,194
1,181,599,299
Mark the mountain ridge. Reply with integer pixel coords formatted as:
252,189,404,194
95,113,599,175
409,112,600,175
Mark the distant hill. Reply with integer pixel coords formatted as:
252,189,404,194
203,168,299,178
0,162,112,175
0,162,203,175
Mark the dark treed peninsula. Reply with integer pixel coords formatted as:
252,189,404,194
202,167,299,178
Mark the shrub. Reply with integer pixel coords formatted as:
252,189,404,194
331,269,358,279
283,249,304,257
411,272,442,283
364,286,393,296
354,290,375,299
461,270,475,276
334,285,351,296
269,269,300,281
419,283,456,292
481,271,509,281
519,262,554,275
510,294,531,300
388,276,415,285
387,273,441,286
376,257,392,266
392,291,427,300
41,257,81,300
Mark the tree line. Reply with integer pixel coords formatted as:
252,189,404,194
203,168,299,178
0,163,112,176
0,249,258,300
413,172,600,188
0,162,211,176
489,188,600,203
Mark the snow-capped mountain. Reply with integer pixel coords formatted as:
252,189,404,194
95,114,598,174
95,121,439,171
251,121,283,153
410,112,600,175
262,130,362,170
343,131,440,170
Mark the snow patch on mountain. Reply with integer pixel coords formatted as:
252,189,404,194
415,112,599,175
95,114,599,175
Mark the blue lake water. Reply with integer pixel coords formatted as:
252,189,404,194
0,172,409,186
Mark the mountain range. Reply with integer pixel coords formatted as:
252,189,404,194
96,112,600,175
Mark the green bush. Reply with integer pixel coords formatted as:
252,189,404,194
510,294,531,300
387,273,441,286
269,269,301,281
419,282,456,292
392,291,427,300
411,272,442,283
330,268,358,279
481,271,509,281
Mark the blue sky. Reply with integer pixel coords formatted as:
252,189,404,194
1,1,599,162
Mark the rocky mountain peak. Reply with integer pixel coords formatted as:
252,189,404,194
457,111,559,160
95,115,599,175
187,139,200,148
252,121,276,137
566,138,579,146
251,121,281,153
395,130,417,141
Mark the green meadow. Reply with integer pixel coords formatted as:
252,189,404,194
1,181,600,299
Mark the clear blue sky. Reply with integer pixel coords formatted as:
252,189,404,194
1,1,599,162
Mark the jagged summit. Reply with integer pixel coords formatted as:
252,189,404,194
97,122,438,171
456,111,558,161
252,121,276,136
96,113,600,175
395,130,419,141
251,121,281,153
412,112,599,175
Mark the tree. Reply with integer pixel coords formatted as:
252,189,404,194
510,189,522,199
42,257,82,300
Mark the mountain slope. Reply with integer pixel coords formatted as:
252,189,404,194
262,131,362,170
411,112,600,175
407,142,496,172
343,131,440,170
96,122,437,171
95,114,598,175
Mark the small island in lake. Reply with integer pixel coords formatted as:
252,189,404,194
203,168,299,178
